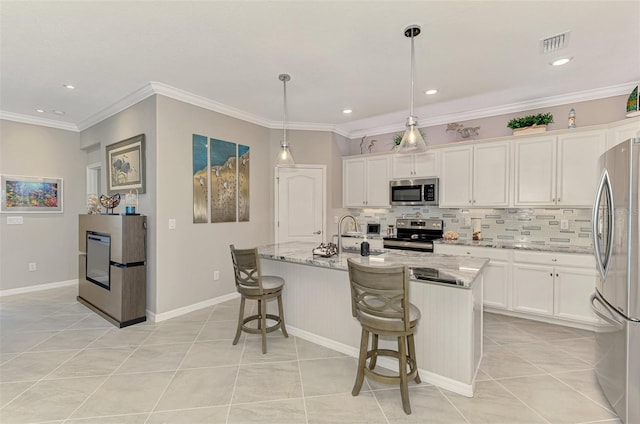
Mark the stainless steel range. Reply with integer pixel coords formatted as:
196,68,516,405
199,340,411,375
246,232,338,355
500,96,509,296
383,218,443,252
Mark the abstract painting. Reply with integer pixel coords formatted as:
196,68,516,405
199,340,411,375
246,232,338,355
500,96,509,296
210,138,237,223
1,175,63,213
238,144,250,222
192,134,208,223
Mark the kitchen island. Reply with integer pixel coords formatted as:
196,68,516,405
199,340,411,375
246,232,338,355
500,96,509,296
258,242,488,397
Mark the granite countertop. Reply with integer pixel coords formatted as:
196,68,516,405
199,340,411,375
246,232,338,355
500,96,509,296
258,241,488,289
433,239,594,255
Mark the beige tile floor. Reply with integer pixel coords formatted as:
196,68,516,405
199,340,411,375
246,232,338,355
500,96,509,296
0,285,622,424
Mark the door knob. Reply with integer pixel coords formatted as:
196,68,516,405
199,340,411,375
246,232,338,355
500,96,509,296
313,230,321,235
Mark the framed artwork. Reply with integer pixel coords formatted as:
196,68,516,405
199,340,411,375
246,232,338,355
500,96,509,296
192,134,209,223
106,134,145,195
210,138,237,223
191,134,250,223
1,175,63,213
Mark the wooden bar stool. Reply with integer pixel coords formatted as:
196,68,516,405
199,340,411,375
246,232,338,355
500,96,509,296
229,245,288,354
347,258,421,415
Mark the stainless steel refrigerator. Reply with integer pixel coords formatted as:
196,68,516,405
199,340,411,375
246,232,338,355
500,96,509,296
591,138,639,424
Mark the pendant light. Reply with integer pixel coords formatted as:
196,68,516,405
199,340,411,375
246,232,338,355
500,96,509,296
397,25,428,154
276,73,295,166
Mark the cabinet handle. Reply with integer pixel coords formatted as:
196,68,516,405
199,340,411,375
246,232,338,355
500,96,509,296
552,259,557,262
550,273,553,277
557,198,560,202
469,200,472,203
556,273,559,277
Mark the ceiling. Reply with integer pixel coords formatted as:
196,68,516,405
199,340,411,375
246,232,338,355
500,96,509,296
1,1,638,137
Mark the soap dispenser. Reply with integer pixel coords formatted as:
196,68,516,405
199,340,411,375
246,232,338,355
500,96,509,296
360,235,370,256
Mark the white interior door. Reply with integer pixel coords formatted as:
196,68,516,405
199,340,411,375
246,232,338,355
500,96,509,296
276,166,326,244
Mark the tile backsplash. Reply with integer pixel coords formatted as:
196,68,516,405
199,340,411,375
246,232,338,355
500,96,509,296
346,206,593,247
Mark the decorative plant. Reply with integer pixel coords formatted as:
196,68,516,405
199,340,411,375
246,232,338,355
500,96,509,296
507,112,554,129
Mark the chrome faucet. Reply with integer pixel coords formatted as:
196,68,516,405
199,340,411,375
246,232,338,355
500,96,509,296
338,214,360,256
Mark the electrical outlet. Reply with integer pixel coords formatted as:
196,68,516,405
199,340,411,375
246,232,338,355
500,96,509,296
560,219,569,230
213,270,220,281
168,219,176,230
28,262,37,272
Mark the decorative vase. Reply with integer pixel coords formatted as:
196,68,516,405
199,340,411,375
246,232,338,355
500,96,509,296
512,124,548,136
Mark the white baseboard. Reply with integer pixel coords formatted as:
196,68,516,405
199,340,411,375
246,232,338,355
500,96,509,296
484,306,600,332
0,279,77,297
287,325,474,397
148,292,240,323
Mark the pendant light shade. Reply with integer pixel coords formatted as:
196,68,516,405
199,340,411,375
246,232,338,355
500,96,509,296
397,25,428,154
276,73,295,167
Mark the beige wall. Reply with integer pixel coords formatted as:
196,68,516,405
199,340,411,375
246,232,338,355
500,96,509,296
0,121,85,291
79,96,158,311
350,94,630,154
155,95,272,314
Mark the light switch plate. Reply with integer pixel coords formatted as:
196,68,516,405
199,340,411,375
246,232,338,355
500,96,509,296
7,216,23,225
168,219,176,230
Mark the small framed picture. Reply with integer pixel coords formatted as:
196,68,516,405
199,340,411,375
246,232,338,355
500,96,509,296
1,175,63,213
106,134,146,195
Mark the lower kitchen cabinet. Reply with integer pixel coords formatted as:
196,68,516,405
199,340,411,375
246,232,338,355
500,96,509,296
434,244,510,310
512,250,599,325
512,262,555,315
435,244,600,328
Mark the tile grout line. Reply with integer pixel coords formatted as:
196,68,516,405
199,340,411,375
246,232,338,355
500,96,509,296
225,305,248,424
142,304,219,424
292,336,310,424
61,317,159,423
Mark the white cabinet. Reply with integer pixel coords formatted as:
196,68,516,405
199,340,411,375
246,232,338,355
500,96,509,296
607,117,640,149
556,130,606,206
512,251,599,324
514,136,557,206
514,130,606,207
440,141,509,207
343,155,391,208
512,262,555,315
392,151,439,179
434,244,510,310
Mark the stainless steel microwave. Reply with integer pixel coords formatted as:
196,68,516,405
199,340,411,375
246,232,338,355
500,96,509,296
389,178,439,206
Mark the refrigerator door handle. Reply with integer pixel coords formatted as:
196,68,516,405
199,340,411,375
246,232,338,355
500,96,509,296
592,169,614,280
590,293,624,329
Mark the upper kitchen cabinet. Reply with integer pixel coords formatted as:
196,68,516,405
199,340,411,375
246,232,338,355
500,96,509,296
392,150,439,179
440,141,510,207
607,117,640,149
514,129,606,207
343,155,391,208
556,130,606,206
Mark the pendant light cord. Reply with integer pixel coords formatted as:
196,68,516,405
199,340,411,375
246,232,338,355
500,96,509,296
282,77,288,146
409,31,415,118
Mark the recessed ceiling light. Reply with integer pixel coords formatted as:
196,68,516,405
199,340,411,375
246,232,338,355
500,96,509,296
63,84,75,89
425,89,438,95
342,109,352,114
52,110,66,116
36,109,45,113
551,57,572,66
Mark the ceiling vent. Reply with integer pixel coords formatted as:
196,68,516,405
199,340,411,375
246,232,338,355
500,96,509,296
540,31,570,54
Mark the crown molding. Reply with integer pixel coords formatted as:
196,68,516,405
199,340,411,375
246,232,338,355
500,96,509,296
0,111,79,132
76,83,156,131
341,82,638,139
3,81,635,138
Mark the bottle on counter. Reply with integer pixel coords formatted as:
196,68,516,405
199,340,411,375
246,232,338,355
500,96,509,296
360,235,370,256
568,108,576,128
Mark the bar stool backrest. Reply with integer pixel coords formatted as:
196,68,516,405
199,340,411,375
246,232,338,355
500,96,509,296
230,245,264,294
347,259,411,333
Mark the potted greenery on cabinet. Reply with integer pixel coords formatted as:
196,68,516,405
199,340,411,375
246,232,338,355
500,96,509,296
507,113,554,135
